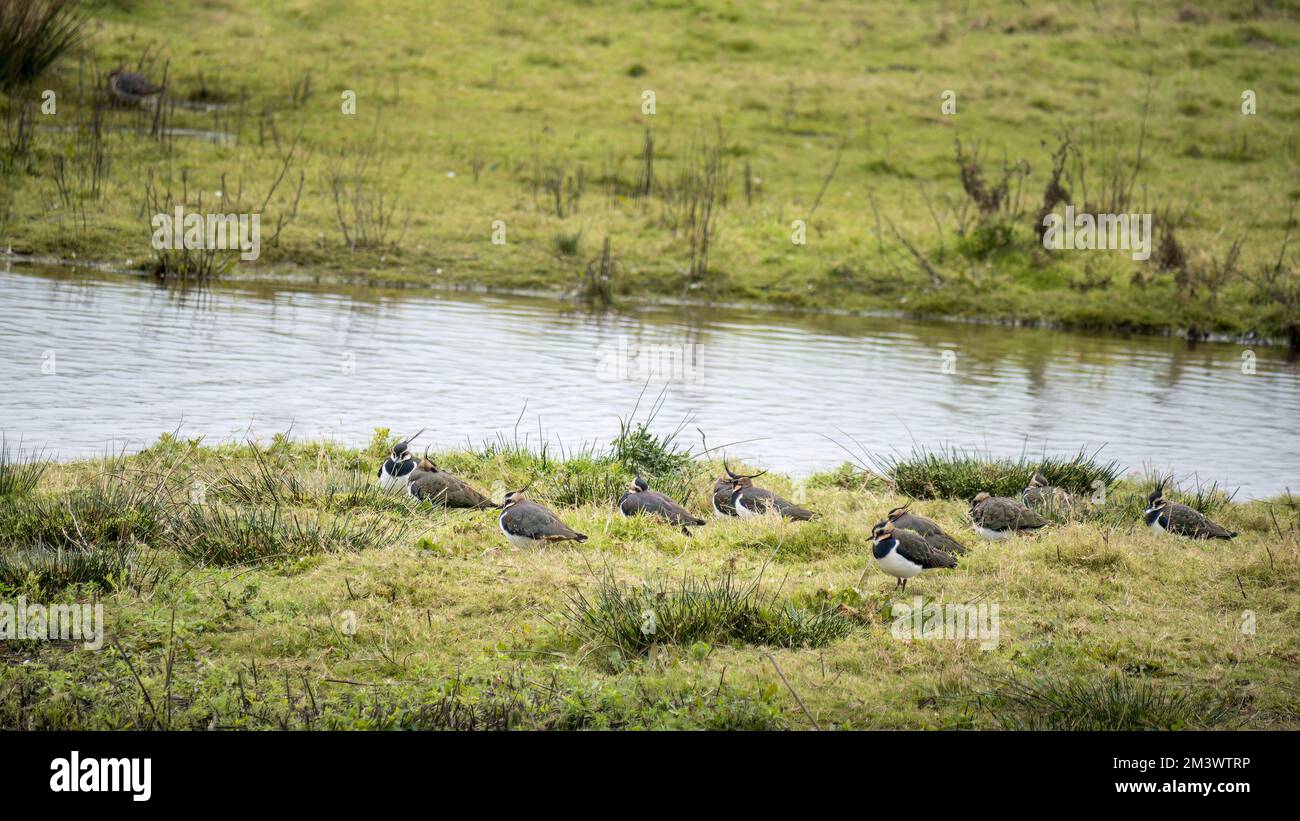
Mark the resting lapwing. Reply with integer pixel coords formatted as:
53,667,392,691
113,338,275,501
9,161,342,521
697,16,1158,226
726,462,814,521
377,428,424,491
1143,482,1236,539
107,67,165,104
970,492,1049,539
619,476,706,536
498,490,588,548
887,504,967,555
711,476,739,517
1022,472,1076,516
408,456,498,509
861,520,957,592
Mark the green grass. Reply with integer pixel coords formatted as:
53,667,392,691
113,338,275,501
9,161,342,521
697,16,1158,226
2,1,1298,343
1,432,1297,729
0,440,47,497
971,672,1242,730
557,569,855,664
871,445,1124,500
0,470,167,591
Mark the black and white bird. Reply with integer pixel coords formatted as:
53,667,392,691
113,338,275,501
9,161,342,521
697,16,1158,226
377,428,424,491
618,476,705,535
970,492,1049,540
107,67,165,104
861,520,958,592
726,462,814,520
408,456,498,509
1022,471,1077,516
1143,482,1236,539
711,475,739,517
498,490,588,549
886,504,967,555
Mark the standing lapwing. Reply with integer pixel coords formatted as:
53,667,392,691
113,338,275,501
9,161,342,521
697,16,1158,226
1022,472,1077,517
498,489,588,548
107,67,165,105
726,461,814,520
619,476,706,536
886,504,967,555
861,520,958,592
970,492,1049,540
1143,482,1236,539
377,428,424,491
408,455,498,509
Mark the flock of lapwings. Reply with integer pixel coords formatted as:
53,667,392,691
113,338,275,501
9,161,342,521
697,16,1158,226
377,431,1238,592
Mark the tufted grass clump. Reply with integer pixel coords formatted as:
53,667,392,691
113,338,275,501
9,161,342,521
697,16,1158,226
166,504,409,567
0,475,168,591
973,673,1241,730
876,445,1123,501
558,569,853,661
0,441,48,497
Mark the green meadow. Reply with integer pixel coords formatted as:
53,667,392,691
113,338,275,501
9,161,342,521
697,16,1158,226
1,431,1297,730
1,0,1299,342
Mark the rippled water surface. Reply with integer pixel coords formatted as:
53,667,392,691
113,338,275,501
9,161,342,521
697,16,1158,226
2,262,1297,498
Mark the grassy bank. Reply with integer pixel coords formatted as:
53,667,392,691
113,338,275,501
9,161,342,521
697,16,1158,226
1,1,1299,343
1,431,1297,730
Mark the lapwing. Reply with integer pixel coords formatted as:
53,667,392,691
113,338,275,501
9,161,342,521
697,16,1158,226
498,490,588,549
1143,482,1236,539
860,520,957,592
726,461,814,521
377,428,424,491
886,504,967,555
619,476,706,536
711,475,740,517
107,67,165,104
970,492,1049,539
408,455,498,509
1022,471,1077,516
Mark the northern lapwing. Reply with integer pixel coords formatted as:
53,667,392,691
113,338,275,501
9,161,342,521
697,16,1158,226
712,475,740,517
970,492,1049,539
860,520,957,592
886,504,967,555
1022,472,1077,516
1143,482,1236,539
498,490,588,548
408,455,498,509
377,428,424,491
726,461,814,521
107,67,165,105
619,476,706,536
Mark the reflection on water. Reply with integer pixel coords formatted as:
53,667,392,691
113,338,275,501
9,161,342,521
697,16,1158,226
1,262,1297,499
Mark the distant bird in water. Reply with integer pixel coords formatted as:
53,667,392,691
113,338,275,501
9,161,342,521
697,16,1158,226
886,504,967,555
377,428,424,491
108,67,165,104
1143,482,1236,539
863,520,957,592
726,461,814,520
498,489,588,548
408,455,498,509
1022,472,1077,516
618,476,705,536
970,492,1049,539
